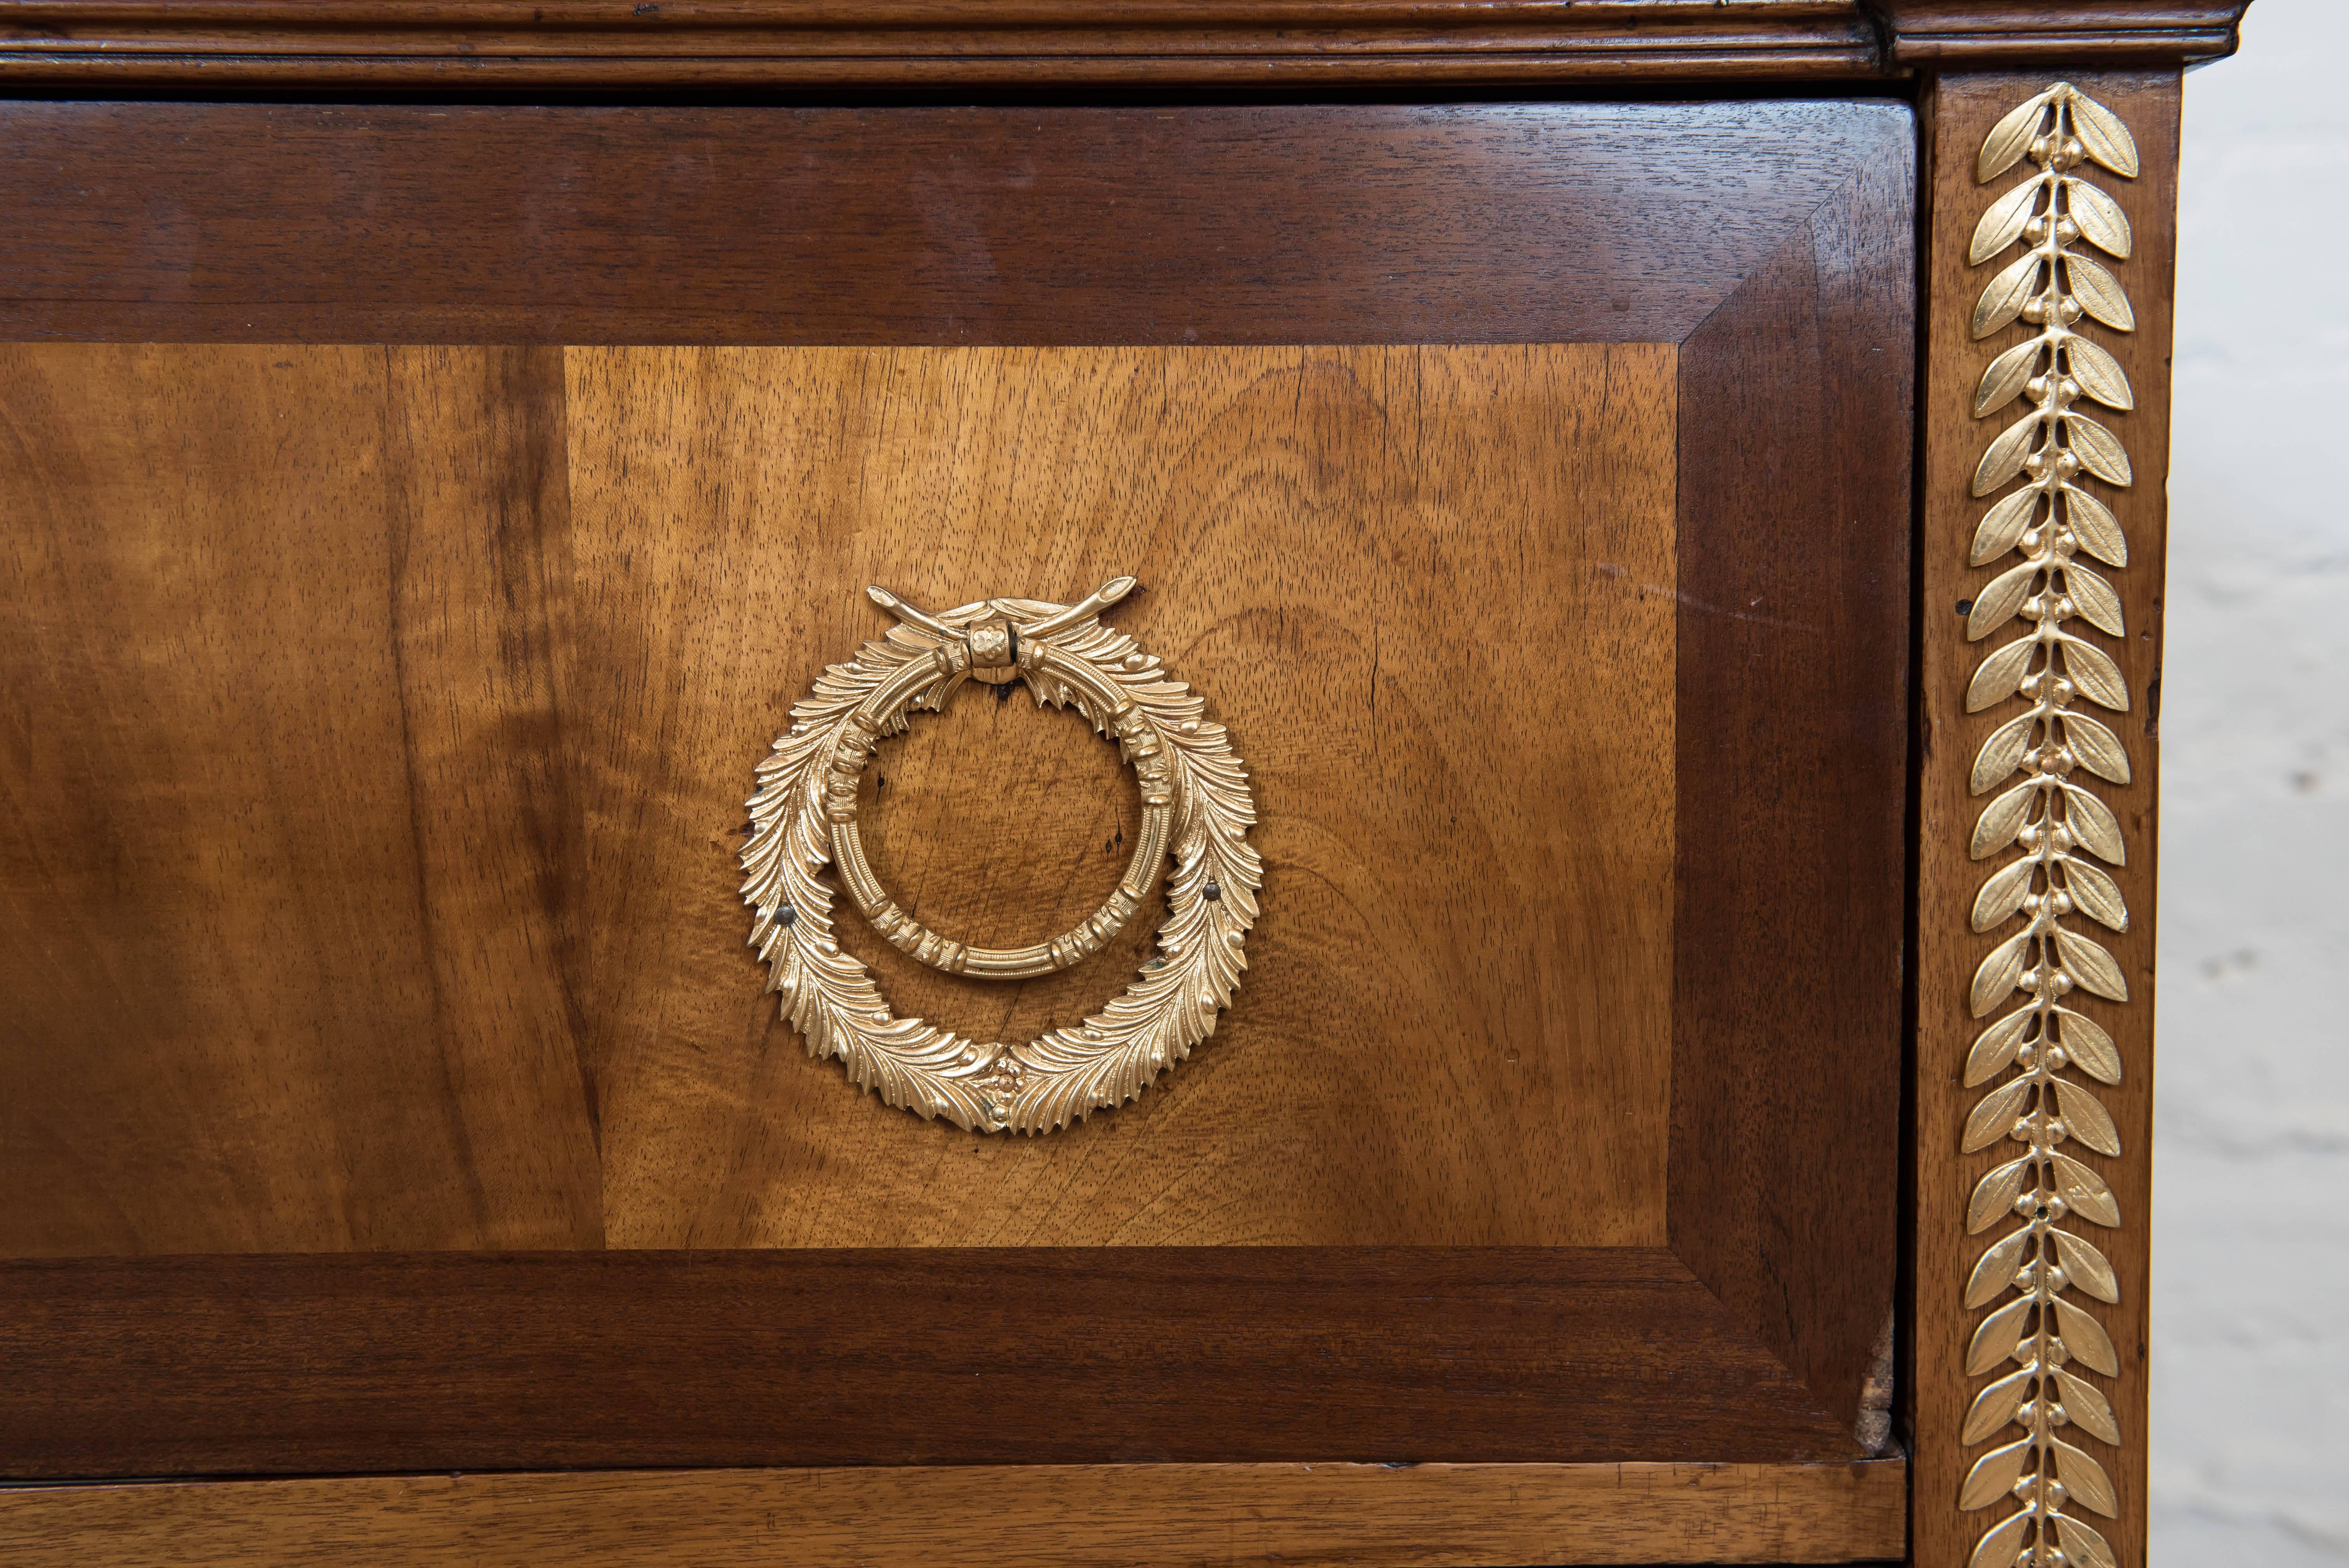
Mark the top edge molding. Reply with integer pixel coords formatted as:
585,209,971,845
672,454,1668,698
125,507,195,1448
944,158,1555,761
0,0,2246,87
1869,2,2247,67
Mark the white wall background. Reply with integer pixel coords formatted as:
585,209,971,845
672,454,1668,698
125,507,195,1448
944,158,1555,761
2156,1,2349,1561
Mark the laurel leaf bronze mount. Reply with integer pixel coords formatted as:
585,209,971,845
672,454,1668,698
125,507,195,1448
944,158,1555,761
739,579,1262,1136
1957,81,2139,1568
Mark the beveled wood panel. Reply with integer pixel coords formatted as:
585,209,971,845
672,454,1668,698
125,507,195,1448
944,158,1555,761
1911,70,2178,1568
1670,118,1914,1449
0,101,1908,347
0,1249,1867,1477
570,343,1676,1248
0,344,600,1257
0,1459,1909,1568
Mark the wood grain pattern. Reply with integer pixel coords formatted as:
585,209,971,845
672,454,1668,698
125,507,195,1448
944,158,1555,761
1671,128,1915,1447
0,0,1888,87
0,1459,1909,1568
0,344,600,1256
0,1249,1867,1477
0,101,1910,349
1910,69,2178,1568
0,94,1921,1521
568,344,1676,1248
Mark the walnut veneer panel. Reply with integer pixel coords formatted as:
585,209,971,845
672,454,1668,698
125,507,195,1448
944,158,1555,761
569,344,1678,1248
0,344,600,1256
0,342,1674,1255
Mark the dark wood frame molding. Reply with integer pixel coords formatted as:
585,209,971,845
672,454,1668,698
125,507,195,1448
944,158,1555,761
0,2,2244,89
4,1250,1881,1476
1872,3,2247,66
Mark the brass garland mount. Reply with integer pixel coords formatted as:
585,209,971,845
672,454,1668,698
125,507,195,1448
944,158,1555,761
739,578,1262,1135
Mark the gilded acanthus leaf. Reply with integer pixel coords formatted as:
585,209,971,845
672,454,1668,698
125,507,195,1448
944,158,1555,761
1958,83,2139,1568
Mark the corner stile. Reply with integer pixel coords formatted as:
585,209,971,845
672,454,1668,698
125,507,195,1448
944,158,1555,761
1953,81,2142,1568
